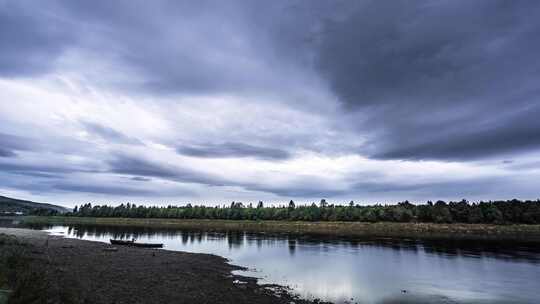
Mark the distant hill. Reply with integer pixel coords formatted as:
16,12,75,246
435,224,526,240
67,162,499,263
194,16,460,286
0,195,69,215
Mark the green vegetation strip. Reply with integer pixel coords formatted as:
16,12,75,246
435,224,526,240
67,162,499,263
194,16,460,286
21,216,540,241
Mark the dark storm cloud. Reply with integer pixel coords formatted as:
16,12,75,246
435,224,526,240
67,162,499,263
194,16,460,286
0,132,34,152
0,148,16,158
81,121,143,145
59,1,229,93
176,142,291,160
107,154,224,186
131,176,151,182
0,132,51,158
0,1,74,76
0,0,326,101
353,177,501,198
246,184,345,198
0,132,105,178
314,0,540,160
53,183,154,196
108,155,178,179
373,105,540,160
0,0,306,96
4,170,61,179
0,161,92,177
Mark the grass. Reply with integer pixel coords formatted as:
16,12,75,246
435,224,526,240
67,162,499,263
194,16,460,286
19,216,540,241
0,234,48,304
0,290,10,304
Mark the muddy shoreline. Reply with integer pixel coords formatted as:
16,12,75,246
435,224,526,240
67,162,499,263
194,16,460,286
0,228,324,304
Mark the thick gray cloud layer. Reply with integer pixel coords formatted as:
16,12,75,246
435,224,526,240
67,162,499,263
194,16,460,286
53,183,154,196
0,132,42,158
0,1,74,76
1,0,313,97
3,0,539,160
0,133,34,152
1,0,540,204
107,154,225,186
0,148,16,158
314,0,540,160
81,121,143,145
177,142,291,160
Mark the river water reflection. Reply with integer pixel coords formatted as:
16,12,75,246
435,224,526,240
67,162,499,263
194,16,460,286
7,222,540,304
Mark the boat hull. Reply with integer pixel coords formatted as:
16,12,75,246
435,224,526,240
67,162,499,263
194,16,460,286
109,239,163,248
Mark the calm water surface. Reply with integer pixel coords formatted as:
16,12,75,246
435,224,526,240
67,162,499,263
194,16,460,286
5,221,540,304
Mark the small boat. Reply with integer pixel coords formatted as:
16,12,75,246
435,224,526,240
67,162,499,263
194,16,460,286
110,239,163,248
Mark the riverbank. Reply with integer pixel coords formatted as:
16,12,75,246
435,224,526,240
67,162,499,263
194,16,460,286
0,228,322,304
18,216,540,241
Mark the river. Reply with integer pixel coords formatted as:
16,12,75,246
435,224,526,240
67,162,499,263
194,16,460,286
3,220,540,304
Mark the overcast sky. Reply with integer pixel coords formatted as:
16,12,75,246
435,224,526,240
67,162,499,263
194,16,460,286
1,0,540,207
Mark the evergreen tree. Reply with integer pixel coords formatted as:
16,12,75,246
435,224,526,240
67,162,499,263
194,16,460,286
288,200,295,209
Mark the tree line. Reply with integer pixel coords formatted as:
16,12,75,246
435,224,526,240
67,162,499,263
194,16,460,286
68,199,540,224
27,208,60,216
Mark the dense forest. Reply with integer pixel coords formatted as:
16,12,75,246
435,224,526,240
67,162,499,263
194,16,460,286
68,199,540,224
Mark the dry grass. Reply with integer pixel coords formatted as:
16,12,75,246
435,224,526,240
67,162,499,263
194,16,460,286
0,234,49,304
21,216,540,241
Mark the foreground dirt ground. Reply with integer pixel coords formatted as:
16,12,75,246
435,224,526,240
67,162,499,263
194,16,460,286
0,228,321,304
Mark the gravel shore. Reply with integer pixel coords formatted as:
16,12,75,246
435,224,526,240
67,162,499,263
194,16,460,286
0,228,320,304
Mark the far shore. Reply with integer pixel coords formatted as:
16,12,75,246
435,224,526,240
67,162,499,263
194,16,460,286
15,216,540,242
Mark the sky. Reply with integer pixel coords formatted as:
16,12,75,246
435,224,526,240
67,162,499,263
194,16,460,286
1,0,540,207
